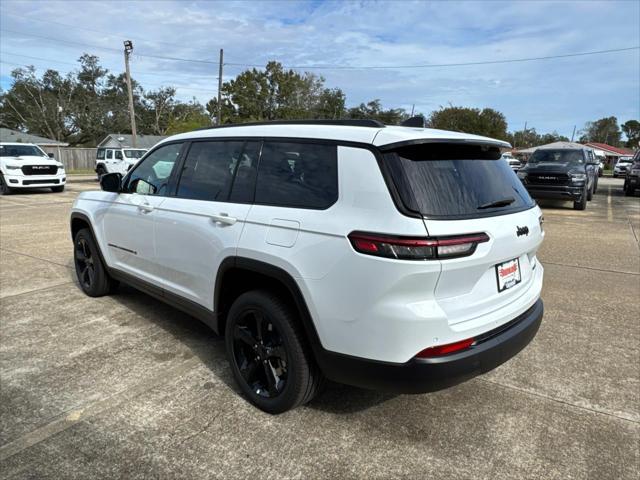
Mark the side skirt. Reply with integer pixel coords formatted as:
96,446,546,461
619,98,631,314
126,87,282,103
107,267,220,334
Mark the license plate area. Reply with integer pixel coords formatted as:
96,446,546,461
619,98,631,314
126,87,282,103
495,258,521,292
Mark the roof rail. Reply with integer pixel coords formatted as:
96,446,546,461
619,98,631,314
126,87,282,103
196,119,385,131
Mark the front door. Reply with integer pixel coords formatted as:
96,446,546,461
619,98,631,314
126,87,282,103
102,142,184,285
155,140,260,309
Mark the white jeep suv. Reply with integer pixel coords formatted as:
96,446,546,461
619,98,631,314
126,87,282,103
70,120,545,413
1,143,66,194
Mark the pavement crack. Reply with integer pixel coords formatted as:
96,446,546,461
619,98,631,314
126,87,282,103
0,247,73,270
176,411,222,446
478,378,639,424
542,260,639,276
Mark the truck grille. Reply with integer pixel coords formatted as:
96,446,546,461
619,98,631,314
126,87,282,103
22,165,58,175
23,179,60,185
527,173,569,186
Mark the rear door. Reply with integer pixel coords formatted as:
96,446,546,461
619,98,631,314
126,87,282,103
384,142,543,326
154,140,259,309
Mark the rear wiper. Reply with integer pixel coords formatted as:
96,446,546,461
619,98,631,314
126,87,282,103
477,197,515,209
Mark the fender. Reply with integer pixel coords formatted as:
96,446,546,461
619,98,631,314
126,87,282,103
214,256,324,353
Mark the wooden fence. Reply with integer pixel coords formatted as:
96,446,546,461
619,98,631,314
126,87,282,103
41,147,96,171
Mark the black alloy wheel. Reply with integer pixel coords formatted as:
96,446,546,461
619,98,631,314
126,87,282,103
73,228,115,296
225,290,324,413
232,309,288,398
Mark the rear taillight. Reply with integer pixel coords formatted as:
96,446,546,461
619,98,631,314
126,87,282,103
415,337,475,358
348,232,489,260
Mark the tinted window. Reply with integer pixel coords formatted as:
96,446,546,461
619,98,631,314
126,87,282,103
97,148,105,160
255,142,338,209
125,142,182,195
529,149,585,165
176,141,244,201
114,150,123,160
385,143,534,218
0,145,47,157
124,149,146,159
229,141,260,203
106,150,113,160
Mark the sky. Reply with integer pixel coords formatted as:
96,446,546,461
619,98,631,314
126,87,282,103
0,0,638,139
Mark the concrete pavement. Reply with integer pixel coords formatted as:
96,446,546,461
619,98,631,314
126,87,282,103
0,177,638,479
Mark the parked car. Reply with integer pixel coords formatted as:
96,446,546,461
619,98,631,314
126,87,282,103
517,147,598,210
623,151,640,196
95,147,147,177
613,157,634,177
0,143,66,194
71,120,545,413
501,152,522,171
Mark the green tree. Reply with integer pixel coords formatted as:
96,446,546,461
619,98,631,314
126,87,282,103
621,120,640,149
427,106,508,140
507,128,569,148
578,117,622,146
346,99,407,124
166,99,211,134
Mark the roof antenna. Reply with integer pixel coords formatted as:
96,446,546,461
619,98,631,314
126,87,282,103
401,115,426,128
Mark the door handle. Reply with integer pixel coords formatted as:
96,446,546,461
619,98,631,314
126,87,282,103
138,203,154,213
210,213,237,225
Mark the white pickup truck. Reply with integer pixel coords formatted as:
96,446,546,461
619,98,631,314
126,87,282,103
95,147,147,176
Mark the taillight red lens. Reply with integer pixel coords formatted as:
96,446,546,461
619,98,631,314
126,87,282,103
348,232,489,260
415,337,475,358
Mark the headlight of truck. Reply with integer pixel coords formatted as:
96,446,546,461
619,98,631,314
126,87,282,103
517,171,527,180
570,173,587,184
5,165,21,170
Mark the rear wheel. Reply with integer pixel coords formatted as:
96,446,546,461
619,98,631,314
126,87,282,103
587,183,593,201
573,187,587,210
225,290,324,414
73,228,115,297
96,165,107,179
51,185,65,193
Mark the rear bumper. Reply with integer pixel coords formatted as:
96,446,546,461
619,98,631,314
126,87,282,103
316,299,543,394
525,185,583,201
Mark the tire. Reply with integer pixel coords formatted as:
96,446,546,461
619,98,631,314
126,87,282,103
0,174,12,195
625,185,635,196
96,165,107,179
587,184,593,201
51,185,65,193
73,228,114,297
225,290,324,414
573,187,587,210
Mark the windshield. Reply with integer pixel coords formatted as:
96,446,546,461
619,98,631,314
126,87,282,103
124,149,147,159
0,144,47,158
385,143,535,218
528,149,585,165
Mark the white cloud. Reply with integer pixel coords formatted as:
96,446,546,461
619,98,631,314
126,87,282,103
0,0,638,137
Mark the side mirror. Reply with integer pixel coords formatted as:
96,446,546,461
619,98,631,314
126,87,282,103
100,172,122,192
48,153,55,158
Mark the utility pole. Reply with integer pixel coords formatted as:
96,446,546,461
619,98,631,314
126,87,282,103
123,40,137,147
571,125,576,142
410,104,415,117
217,49,224,125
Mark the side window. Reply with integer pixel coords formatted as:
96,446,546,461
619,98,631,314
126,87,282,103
255,142,338,209
97,148,105,160
176,141,245,201
114,150,123,160
229,141,260,203
124,143,182,196
106,150,113,160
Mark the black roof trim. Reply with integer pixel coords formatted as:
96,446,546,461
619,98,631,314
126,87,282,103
196,119,385,131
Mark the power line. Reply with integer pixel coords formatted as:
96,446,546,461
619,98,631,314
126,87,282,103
1,28,638,70
226,46,640,70
1,29,220,65
0,60,219,94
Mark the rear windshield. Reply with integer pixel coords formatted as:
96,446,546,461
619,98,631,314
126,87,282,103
384,143,535,219
529,149,585,165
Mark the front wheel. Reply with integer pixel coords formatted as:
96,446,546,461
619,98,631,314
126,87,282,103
587,184,593,201
0,174,12,195
73,228,115,297
573,188,587,210
225,290,324,414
